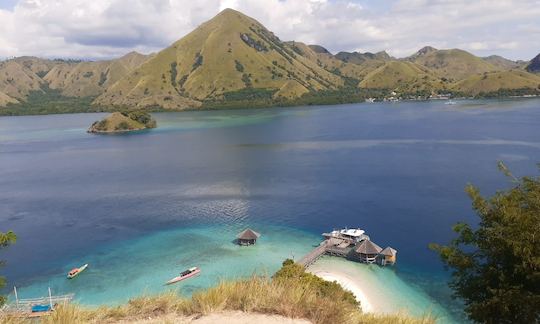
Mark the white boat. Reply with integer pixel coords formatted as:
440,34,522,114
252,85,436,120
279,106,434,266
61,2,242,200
445,100,457,105
165,267,200,285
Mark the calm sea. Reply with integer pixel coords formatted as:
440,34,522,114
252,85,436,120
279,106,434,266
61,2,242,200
1,98,540,322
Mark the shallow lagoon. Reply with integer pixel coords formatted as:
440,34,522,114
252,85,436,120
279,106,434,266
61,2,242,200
2,98,540,323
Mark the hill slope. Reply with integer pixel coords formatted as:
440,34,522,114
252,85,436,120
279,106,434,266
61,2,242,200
359,61,447,93
94,9,344,109
482,55,522,70
453,70,540,95
526,53,540,73
0,60,44,101
45,52,150,97
408,48,499,81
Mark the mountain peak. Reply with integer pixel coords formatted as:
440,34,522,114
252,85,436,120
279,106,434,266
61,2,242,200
526,53,540,73
415,46,437,56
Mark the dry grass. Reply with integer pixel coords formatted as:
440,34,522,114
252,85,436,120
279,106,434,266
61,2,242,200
1,264,436,324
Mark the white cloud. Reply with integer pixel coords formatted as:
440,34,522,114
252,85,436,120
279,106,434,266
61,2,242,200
0,0,538,61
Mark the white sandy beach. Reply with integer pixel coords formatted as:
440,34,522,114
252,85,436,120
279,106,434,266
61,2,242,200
310,270,374,312
307,256,453,322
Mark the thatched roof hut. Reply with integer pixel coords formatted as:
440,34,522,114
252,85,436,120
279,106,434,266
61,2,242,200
236,228,261,245
354,240,382,263
380,246,397,265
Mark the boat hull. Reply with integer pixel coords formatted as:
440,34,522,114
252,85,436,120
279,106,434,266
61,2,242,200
67,264,88,279
165,269,200,285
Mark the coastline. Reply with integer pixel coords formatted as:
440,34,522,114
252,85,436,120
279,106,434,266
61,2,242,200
307,256,455,323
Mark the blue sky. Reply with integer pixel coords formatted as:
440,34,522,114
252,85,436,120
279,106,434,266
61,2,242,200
0,0,17,10
0,0,539,60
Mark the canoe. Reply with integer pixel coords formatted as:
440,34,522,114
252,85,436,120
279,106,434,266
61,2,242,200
67,263,88,279
166,267,200,285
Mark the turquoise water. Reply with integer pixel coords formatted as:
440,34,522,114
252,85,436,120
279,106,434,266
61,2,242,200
12,224,319,306
2,98,540,323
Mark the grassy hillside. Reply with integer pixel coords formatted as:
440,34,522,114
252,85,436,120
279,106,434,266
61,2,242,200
0,60,44,101
335,51,391,65
409,48,499,81
359,61,447,93
453,70,540,95
482,55,522,70
45,52,149,97
94,9,345,110
0,91,18,106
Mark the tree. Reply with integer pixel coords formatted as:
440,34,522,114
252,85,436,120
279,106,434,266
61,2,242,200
430,162,540,323
0,231,16,306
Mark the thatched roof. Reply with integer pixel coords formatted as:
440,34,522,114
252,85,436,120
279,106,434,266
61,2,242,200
237,228,261,240
381,247,397,256
355,240,382,254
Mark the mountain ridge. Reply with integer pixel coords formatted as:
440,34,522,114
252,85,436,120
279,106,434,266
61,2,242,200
1,8,539,112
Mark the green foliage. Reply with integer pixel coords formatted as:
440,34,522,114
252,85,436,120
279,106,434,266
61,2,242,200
115,121,130,130
234,60,244,72
98,71,108,87
1,85,104,116
274,259,359,308
430,163,540,323
0,231,16,306
170,62,178,88
221,88,276,101
191,53,203,72
121,110,157,128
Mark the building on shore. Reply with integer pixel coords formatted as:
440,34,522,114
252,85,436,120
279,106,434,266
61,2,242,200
298,228,397,267
354,240,383,264
380,247,397,265
236,228,261,246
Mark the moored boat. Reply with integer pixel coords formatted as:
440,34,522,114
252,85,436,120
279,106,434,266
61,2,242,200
67,264,88,279
165,267,200,285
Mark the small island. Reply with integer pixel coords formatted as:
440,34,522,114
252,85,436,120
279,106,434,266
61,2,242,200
88,111,157,134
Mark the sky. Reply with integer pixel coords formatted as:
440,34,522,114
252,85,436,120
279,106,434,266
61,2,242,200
0,0,539,61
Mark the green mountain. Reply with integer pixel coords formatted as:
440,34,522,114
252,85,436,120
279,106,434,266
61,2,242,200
453,70,540,95
407,47,499,81
1,9,539,112
482,55,522,70
526,53,540,73
0,60,44,102
94,9,345,109
45,52,150,97
359,61,447,92
335,51,391,65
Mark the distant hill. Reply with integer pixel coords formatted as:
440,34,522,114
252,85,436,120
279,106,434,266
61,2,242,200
526,53,540,73
335,51,391,65
1,9,539,112
0,60,44,101
407,48,499,81
45,52,150,97
453,70,540,95
95,9,345,109
359,61,447,93
482,55,522,70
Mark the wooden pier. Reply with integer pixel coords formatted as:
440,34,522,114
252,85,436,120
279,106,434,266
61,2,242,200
298,242,328,267
297,228,397,268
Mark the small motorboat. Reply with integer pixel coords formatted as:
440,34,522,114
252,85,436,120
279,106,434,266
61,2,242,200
165,267,200,285
445,100,457,105
67,264,88,279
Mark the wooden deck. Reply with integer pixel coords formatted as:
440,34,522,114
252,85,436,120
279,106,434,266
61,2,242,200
297,242,328,267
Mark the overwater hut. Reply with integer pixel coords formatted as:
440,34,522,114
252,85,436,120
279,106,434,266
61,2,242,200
354,240,382,263
236,228,260,246
380,247,397,265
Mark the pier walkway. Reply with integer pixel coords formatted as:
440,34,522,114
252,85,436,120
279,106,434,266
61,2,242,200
298,241,329,267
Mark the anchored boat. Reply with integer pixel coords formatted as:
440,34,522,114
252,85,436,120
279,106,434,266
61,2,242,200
67,264,88,279
166,267,200,285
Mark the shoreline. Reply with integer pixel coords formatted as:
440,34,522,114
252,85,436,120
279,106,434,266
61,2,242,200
307,256,456,323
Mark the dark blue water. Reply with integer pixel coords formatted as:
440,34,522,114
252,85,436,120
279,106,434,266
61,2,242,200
1,99,540,321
